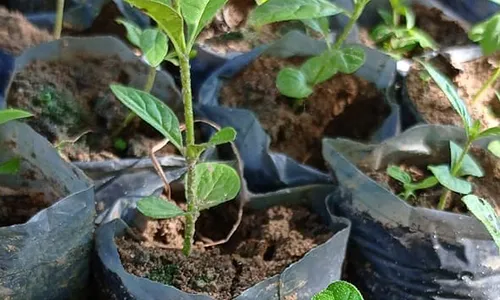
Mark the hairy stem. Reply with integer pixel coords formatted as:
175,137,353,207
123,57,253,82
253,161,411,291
179,54,197,256
473,65,500,104
333,0,369,49
54,0,65,39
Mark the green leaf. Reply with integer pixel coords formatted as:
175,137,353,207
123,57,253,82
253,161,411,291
449,141,484,177
0,158,21,175
255,0,269,4
140,28,168,67
125,0,185,52
477,126,500,138
137,196,186,219
469,120,482,139
420,61,473,133
300,54,338,85
405,176,439,191
378,9,393,25
116,18,143,47
469,19,489,42
302,17,330,39
390,35,419,49
329,46,366,74
428,165,472,194
387,165,412,184
409,28,438,49
479,14,500,55
110,85,183,151
249,0,343,27
462,195,500,253
276,68,313,99
370,24,393,42
192,162,241,210
0,109,33,125
207,127,237,146
312,281,364,300
181,0,228,48
404,7,415,29
488,140,500,158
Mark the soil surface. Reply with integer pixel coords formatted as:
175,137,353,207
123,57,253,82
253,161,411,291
360,4,469,55
219,55,390,170
0,6,53,55
407,54,500,129
117,201,332,299
360,147,500,214
7,54,178,162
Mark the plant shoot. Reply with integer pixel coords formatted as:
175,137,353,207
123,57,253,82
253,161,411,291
0,108,33,174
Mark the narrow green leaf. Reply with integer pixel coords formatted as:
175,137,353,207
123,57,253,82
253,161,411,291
488,140,500,158
140,28,168,67
125,0,185,52
276,68,313,99
208,127,237,146
312,281,364,300
479,14,500,55
116,18,143,47
390,35,419,49
404,7,415,29
405,176,439,191
110,85,183,151
329,46,366,74
181,0,228,48
370,24,393,42
428,165,472,194
462,195,500,252
410,28,438,49
449,141,484,177
300,54,338,85
378,9,393,25
192,162,241,210
249,0,343,27
387,165,412,184
0,109,33,125
420,61,473,132
477,126,500,138
0,158,21,175
137,196,186,219
302,17,330,39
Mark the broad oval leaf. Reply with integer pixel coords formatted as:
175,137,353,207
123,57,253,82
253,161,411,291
276,67,313,99
181,0,228,48
140,28,168,67
462,195,500,252
208,127,237,146
480,14,500,55
449,141,484,177
0,109,33,125
302,17,330,39
300,54,338,85
488,140,500,158
116,18,143,47
192,162,241,210
312,281,364,300
125,0,185,52
137,196,186,219
420,61,473,133
428,165,472,194
329,46,366,74
249,0,343,27
469,18,489,42
477,126,500,138
387,165,412,184
110,84,183,151
0,158,21,175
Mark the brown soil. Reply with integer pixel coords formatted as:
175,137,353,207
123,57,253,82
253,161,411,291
360,147,500,214
219,55,390,170
117,201,332,299
7,54,179,162
0,7,53,55
407,54,500,129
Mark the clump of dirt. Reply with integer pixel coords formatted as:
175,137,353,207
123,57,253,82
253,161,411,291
0,7,53,55
219,55,390,170
406,54,500,129
360,147,500,214
7,54,179,162
117,203,332,299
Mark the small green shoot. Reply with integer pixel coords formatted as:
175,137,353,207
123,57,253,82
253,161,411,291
312,281,364,300
386,165,438,200
112,0,242,257
0,108,33,175
370,0,437,59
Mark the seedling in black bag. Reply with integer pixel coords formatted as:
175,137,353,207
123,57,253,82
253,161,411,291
0,109,32,174
312,280,364,300
110,0,241,257
248,0,369,103
387,61,500,250
370,0,437,59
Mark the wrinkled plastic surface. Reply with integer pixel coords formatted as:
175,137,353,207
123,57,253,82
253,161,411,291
197,31,400,193
94,184,351,300
436,0,500,23
322,124,500,300
0,50,14,104
0,121,95,300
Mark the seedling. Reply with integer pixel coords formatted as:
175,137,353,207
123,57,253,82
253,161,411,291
54,0,65,39
312,281,364,300
387,61,500,250
370,0,437,59
250,0,370,102
469,8,500,103
111,0,241,257
0,108,33,174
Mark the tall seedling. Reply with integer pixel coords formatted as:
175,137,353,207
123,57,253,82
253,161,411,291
54,0,65,38
0,109,33,174
111,0,241,257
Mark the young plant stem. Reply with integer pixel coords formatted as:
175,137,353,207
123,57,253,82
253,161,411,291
54,0,65,39
473,65,500,104
333,0,369,49
179,54,198,257
437,139,473,210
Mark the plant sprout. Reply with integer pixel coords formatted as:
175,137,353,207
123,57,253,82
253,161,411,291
312,281,364,300
0,109,33,174
250,0,370,102
370,0,437,59
54,0,65,39
111,0,242,257
387,61,500,250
